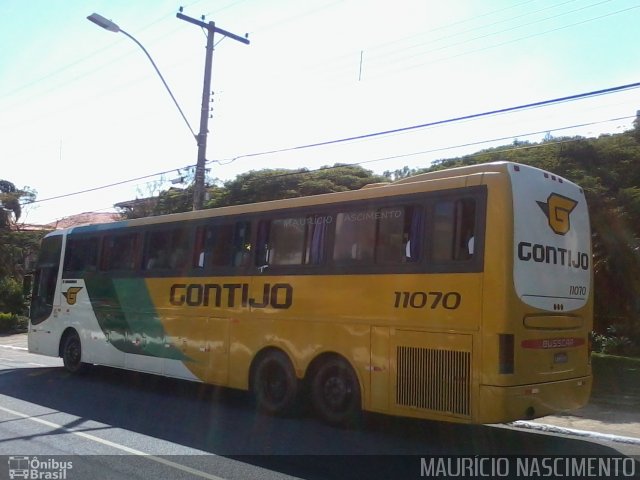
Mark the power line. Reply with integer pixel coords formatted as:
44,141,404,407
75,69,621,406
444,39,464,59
3,1,630,137
20,112,635,209
364,0,589,67
21,79,640,206
228,0,617,90
0,0,216,102
20,164,195,206
221,81,640,163
370,4,640,81
238,0,546,85
216,115,636,185
41,128,594,221
104,118,628,208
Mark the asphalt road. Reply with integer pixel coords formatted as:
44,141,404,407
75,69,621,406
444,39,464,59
1,343,638,480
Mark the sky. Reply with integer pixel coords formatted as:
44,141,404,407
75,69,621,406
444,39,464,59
1,0,640,225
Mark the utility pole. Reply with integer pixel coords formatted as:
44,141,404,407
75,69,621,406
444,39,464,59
177,11,249,210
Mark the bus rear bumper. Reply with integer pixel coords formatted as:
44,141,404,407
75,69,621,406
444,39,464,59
478,375,592,424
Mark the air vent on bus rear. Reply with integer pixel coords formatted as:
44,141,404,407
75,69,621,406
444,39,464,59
396,346,471,416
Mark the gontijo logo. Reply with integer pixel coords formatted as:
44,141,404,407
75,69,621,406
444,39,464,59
536,193,578,235
62,287,83,305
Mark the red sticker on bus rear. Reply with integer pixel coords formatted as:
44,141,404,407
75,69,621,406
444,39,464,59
521,337,585,349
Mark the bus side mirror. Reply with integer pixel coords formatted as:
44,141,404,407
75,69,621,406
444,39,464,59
22,274,33,299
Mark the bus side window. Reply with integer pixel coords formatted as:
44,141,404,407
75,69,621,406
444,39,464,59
31,235,62,324
374,205,424,264
433,198,476,262
144,229,189,271
305,215,329,265
375,207,406,264
255,220,271,267
404,206,424,263
333,211,376,263
101,233,139,271
63,237,98,274
192,224,237,268
456,199,476,260
232,221,252,267
255,215,329,268
193,226,208,268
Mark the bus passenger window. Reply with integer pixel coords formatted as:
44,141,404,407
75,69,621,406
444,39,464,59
193,224,237,268
375,207,406,264
374,205,424,264
404,206,424,262
256,215,330,267
144,229,189,271
232,222,251,267
306,215,329,264
192,227,207,268
101,234,139,271
271,219,304,265
63,237,98,273
333,211,376,263
334,207,423,265
433,198,476,262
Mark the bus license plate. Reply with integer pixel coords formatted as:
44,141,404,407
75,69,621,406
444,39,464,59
554,352,568,364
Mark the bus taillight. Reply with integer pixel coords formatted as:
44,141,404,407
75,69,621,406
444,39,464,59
499,334,514,374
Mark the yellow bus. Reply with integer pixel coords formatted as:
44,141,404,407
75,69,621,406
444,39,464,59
28,161,592,425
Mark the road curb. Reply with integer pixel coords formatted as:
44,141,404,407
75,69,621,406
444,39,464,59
509,420,640,446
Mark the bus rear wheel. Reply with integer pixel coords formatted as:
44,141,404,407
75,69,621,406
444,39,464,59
251,350,298,416
310,357,361,426
62,332,86,374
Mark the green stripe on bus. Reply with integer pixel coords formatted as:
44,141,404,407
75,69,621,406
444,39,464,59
85,276,188,361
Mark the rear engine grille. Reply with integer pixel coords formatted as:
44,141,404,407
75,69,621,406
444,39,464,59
396,346,471,416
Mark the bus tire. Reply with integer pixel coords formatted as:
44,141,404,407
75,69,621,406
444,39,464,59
61,332,86,374
251,350,298,416
310,356,361,427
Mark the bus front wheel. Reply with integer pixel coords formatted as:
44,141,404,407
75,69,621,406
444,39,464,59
61,332,86,374
251,350,298,416
310,357,361,426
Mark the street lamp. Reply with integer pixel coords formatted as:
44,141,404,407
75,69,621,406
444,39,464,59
88,12,248,211
87,13,197,142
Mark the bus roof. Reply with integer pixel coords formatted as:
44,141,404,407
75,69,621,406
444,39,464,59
58,161,559,236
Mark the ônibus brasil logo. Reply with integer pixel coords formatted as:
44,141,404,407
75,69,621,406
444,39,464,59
536,193,578,235
8,456,73,479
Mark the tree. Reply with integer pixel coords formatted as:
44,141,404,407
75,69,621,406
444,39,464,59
0,180,24,228
0,180,42,319
383,166,418,181
208,164,387,208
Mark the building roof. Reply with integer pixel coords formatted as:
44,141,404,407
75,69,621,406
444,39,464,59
44,212,122,230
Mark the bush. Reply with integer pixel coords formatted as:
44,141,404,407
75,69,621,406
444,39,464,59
0,313,28,333
592,323,640,357
15,315,28,331
0,312,17,333
0,277,25,315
